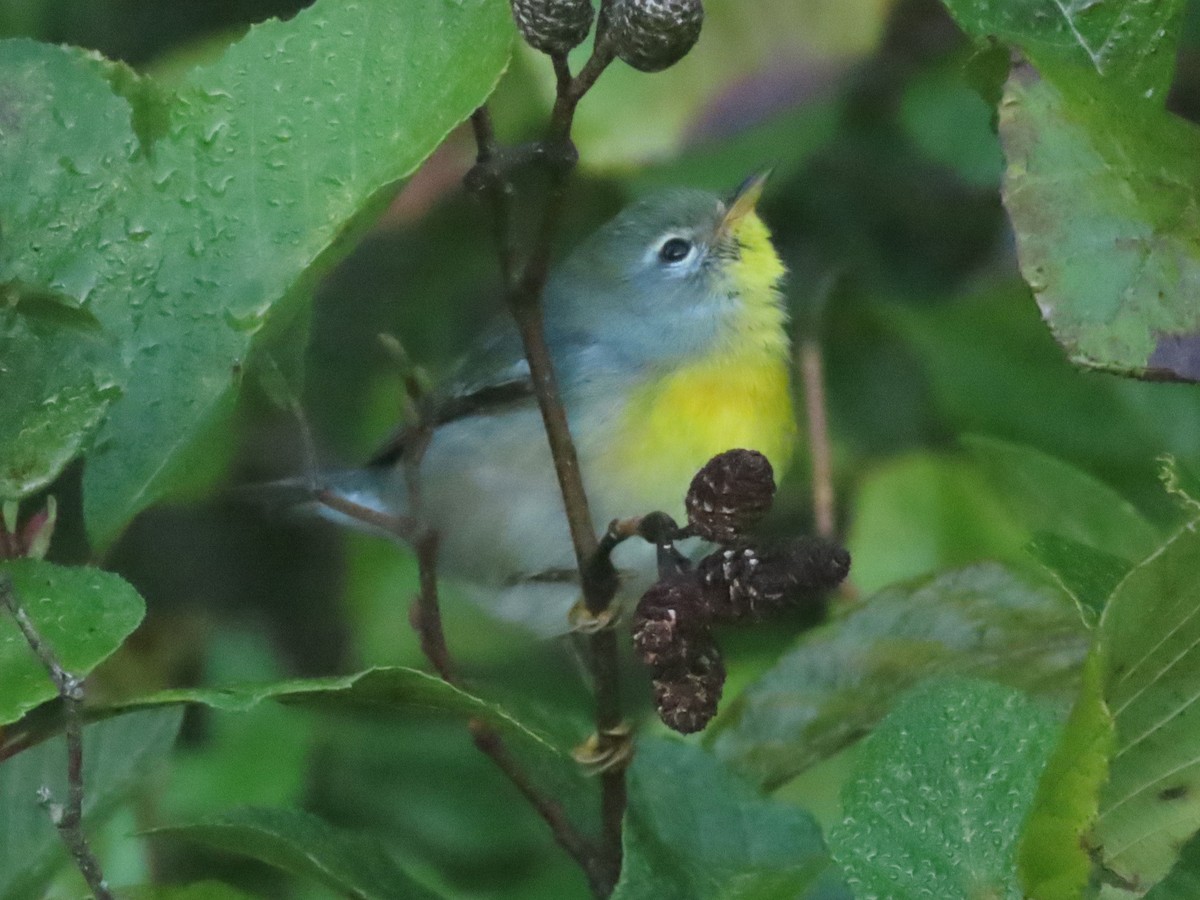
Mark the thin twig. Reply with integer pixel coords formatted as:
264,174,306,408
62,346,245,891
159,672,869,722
468,109,518,286
799,338,836,540
469,721,611,895
1,576,113,900
315,489,422,541
315,378,606,895
404,526,607,892
592,635,625,889
479,47,614,609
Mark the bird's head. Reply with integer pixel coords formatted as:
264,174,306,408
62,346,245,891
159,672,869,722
555,173,787,363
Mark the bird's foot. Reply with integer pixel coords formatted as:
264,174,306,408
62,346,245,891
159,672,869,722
568,598,621,633
572,722,634,775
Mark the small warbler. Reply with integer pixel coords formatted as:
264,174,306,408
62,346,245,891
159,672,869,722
307,173,796,634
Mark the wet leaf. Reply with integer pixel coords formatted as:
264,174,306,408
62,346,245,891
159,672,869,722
1093,523,1200,885
614,738,848,900
0,0,512,542
0,559,145,725
829,679,1059,899
151,806,443,900
997,61,1200,382
941,0,1185,101
111,666,561,756
0,708,181,899
711,564,1086,788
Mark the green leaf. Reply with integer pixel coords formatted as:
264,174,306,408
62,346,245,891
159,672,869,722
0,708,182,900
963,434,1161,562
157,628,312,820
848,439,1162,594
151,806,443,900
111,666,561,756
306,712,587,895
846,452,1029,591
941,0,1185,101
1159,453,1200,517
117,883,256,900
117,883,257,900
1094,524,1200,885
1019,647,1115,900
1145,830,1200,900
829,678,1059,900
890,282,1200,502
0,0,512,542
0,54,125,501
1027,532,1131,627
996,59,1200,382
0,559,145,725
900,60,1004,189
613,738,848,900
711,564,1087,788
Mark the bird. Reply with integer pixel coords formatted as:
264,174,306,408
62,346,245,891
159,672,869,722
289,173,796,635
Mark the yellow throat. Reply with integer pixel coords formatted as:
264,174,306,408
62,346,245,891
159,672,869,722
600,210,797,514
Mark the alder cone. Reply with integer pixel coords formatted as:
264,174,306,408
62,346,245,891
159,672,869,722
608,0,704,72
685,449,776,544
630,575,707,670
651,641,725,734
698,537,851,623
510,0,594,55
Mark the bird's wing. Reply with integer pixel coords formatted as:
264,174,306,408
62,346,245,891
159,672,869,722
367,266,623,469
367,322,547,467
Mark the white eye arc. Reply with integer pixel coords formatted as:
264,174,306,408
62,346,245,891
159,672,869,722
656,235,697,266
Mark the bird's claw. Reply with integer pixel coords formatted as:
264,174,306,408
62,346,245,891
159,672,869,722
572,723,634,775
568,599,620,633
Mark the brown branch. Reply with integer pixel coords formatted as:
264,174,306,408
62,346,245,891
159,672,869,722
1,576,113,900
799,338,836,540
465,35,626,895
485,44,615,612
410,531,454,681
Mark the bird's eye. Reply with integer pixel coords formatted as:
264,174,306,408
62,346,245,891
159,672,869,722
658,237,694,264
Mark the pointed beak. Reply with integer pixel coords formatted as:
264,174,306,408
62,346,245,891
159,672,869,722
719,169,772,236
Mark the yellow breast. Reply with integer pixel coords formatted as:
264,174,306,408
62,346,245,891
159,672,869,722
592,210,797,516
601,357,796,513
588,207,796,520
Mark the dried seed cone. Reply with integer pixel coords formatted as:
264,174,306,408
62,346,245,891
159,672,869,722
630,576,707,670
652,642,725,734
698,537,851,623
608,0,704,72
685,449,776,544
511,0,595,55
